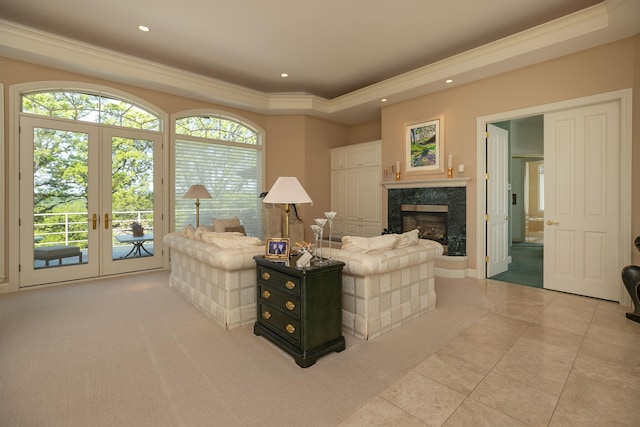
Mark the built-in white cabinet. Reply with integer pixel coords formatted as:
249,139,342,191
330,141,382,238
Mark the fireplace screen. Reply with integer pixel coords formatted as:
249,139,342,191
401,204,448,249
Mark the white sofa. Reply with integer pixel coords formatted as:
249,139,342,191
329,232,443,340
164,232,264,329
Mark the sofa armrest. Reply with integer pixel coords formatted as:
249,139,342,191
331,239,443,275
164,232,264,270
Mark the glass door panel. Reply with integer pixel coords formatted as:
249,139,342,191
101,128,163,275
20,117,100,287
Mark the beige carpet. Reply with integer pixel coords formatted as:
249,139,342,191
0,271,490,426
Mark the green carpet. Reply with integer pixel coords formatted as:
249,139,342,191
490,243,543,288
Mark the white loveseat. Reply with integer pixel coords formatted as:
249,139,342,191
328,231,443,340
164,229,264,329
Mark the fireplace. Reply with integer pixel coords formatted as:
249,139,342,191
386,184,466,256
401,204,448,251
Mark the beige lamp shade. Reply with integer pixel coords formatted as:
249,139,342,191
262,177,312,205
183,184,212,227
183,184,212,200
262,177,312,238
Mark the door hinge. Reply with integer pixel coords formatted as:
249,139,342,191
485,256,490,263
485,173,490,180
485,131,489,139
18,264,21,272
485,214,489,221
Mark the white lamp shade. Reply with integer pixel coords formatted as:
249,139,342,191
183,184,212,199
262,177,312,205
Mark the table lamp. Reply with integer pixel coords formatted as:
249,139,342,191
262,177,313,238
183,184,212,227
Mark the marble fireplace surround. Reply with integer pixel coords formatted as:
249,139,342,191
384,177,470,256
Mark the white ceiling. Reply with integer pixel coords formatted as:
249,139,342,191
1,0,639,124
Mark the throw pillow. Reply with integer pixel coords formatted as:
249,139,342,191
182,223,196,239
212,216,242,232
341,234,399,253
225,225,246,235
394,229,420,248
194,225,216,240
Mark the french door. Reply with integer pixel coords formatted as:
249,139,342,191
19,116,163,287
543,101,620,300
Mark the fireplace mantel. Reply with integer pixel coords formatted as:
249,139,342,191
383,177,471,189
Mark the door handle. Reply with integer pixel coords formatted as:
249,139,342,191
104,213,110,229
92,213,97,230
547,220,559,225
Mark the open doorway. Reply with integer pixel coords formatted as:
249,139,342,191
489,116,544,288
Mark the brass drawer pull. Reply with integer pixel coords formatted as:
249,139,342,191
285,324,295,334
285,301,295,311
262,311,271,320
285,280,295,290
262,271,271,280
262,290,271,299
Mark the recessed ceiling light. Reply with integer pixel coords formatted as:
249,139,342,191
381,98,388,102
445,79,453,84
138,25,150,32
280,73,289,78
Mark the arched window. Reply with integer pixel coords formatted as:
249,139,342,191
175,114,263,236
21,91,161,130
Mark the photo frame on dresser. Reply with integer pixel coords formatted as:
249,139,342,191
266,238,290,260
405,115,444,174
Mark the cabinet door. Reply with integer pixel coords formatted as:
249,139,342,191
360,142,381,167
343,168,362,221
360,166,381,223
343,221,363,236
330,150,344,170
360,223,381,237
330,170,344,221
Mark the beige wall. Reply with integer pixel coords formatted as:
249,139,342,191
382,35,640,270
349,119,381,144
264,115,349,241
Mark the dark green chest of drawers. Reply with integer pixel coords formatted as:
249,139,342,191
253,256,345,368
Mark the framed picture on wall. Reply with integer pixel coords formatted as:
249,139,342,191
405,115,444,174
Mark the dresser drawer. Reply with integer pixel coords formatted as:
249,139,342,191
257,266,300,296
258,301,301,344
258,283,301,318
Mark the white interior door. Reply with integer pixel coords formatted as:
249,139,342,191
544,101,620,300
487,124,510,277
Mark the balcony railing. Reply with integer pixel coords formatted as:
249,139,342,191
33,211,153,247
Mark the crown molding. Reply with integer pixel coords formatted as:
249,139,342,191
0,1,633,124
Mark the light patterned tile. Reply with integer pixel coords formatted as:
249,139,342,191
572,353,640,394
580,334,640,367
522,323,584,353
338,396,426,427
475,312,531,336
443,398,527,427
490,300,545,322
533,304,592,336
470,371,557,426
491,336,576,396
557,372,640,426
413,352,488,395
381,371,466,427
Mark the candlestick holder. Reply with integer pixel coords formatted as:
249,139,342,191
447,167,453,178
395,171,401,181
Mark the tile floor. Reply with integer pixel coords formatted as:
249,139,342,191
339,278,640,426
